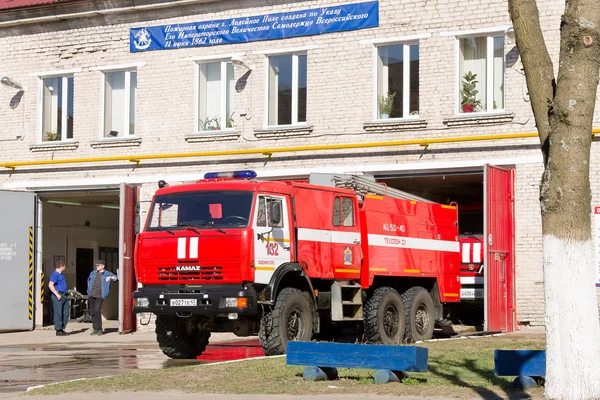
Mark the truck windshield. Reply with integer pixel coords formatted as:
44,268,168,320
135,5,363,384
146,190,254,231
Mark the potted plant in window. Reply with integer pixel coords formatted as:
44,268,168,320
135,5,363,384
199,117,220,131
461,71,481,113
378,92,396,119
43,130,60,142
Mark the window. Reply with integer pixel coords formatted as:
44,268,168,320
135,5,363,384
376,44,419,119
459,35,505,113
41,76,74,142
256,196,284,228
103,70,137,137
333,197,355,227
147,191,254,230
267,53,307,126
198,61,234,132
99,247,118,273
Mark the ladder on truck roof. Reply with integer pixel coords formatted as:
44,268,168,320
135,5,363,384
332,175,437,204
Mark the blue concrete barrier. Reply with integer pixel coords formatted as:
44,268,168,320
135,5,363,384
286,341,428,383
494,349,546,389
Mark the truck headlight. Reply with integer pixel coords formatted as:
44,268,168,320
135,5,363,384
224,297,247,308
136,297,150,307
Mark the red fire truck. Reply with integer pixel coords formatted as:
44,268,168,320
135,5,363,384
133,170,462,359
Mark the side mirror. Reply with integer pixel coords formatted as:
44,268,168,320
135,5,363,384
270,201,282,226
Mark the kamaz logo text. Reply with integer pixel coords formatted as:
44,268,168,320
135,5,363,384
175,266,201,271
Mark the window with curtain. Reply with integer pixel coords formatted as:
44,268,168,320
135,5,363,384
41,76,74,142
104,70,137,137
198,61,234,132
459,35,505,113
267,53,307,126
376,43,419,119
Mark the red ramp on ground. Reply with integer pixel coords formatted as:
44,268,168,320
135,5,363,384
197,339,265,362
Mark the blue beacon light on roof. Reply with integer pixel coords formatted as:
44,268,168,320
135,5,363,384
203,170,257,179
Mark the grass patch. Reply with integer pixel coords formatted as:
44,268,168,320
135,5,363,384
28,334,545,398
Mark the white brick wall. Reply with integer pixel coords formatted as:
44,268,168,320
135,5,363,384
1,0,599,329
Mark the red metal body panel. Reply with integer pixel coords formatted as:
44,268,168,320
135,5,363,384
485,165,515,332
358,195,461,302
135,179,292,285
292,185,359,280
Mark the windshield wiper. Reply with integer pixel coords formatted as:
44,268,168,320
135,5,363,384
178,223,200,234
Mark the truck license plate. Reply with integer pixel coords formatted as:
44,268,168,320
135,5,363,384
170,299,197,307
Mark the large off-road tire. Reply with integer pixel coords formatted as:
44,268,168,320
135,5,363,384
402,286,436,343
155,315,210,359
364,287,405,345
259,287,314,356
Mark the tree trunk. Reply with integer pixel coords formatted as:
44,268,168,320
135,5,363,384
509,0,600,398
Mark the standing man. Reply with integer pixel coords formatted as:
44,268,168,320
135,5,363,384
87,260,118,335
48,260,69,336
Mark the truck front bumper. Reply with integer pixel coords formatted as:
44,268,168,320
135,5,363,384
132,284,258,316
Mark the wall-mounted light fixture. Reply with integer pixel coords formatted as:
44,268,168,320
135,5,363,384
230,55,254,71
1,76,23,90
505,27,516,44
100,204,120,210
47,200,82,206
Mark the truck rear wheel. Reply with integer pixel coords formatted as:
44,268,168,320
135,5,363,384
155,315,210,359
402,286,435,343
259,287,313,356
364,287,405,345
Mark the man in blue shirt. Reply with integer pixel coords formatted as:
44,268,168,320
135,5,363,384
48,260,69,336
87,260,118,335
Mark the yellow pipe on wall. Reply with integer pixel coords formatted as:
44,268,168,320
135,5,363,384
2,129,600,170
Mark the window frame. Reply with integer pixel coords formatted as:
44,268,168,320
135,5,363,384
454,34,506,115
36,71,78,143
372,41,420,121
194,59,235,134
263,51,308,128
97,67,139,139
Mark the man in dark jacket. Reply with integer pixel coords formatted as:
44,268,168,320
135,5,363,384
86,260,118,335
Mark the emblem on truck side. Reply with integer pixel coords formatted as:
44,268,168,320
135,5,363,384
343,246,353,266
175,266,201,271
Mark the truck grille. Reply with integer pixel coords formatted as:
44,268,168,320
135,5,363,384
157,266,223,281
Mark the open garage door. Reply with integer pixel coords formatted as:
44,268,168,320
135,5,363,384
0,191,36,331
484,165,516,332
118,184,137,333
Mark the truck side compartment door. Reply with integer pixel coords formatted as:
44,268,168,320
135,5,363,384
331,196,362,279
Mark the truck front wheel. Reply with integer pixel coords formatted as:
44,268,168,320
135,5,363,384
155,315,210,359
364,286,405,345
259,287,313,356
402,286,435,342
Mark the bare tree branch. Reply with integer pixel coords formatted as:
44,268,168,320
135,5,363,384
508,0,555,162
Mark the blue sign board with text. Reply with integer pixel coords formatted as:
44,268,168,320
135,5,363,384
130,1,379,52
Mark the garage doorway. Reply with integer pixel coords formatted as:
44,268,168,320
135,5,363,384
39,184,137,332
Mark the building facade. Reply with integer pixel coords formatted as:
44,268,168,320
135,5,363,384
0,0,599,331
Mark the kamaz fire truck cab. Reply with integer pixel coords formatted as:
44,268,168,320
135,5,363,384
134,170,462,359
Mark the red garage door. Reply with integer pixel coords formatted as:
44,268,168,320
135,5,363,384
484,165,516,332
